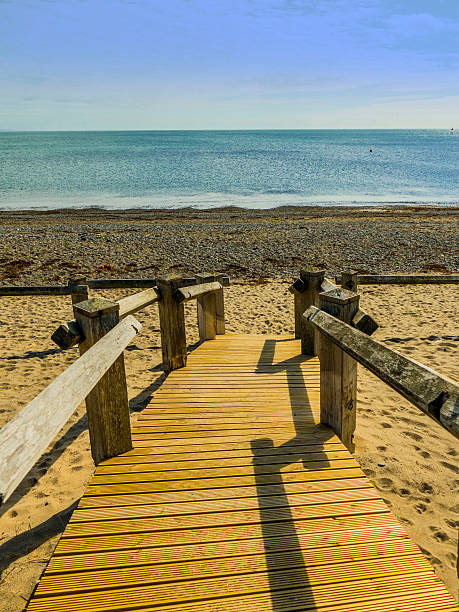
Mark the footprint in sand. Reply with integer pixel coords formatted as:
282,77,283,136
377,445,387,452
447,448,457,457
399,488,411,496
446,552,457,568
415,502,428,513
419,450,430,458
381,422,392,428
432,530,449,542
419,482,434,494
403,431,422,441
378,477,393,488
440,461,459,473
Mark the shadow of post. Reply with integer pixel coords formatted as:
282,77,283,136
250,338,331,610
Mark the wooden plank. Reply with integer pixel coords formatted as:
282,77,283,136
54,513,401,555
174,280,222,304
85,467,367,496
0,284,88,296
336,273,459,285
34,553,430,598
27,566,441,611
117,287,159,318
76,478,373,509
87,278,156,289
44,533,413,574
0,315,140,504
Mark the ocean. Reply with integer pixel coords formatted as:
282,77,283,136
0,129,458,210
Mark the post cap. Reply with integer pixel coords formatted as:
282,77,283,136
74,297,119,317
67,276,87,286
300,265,326,280
156,274,183,285
342,269,358,277
196,272,215,282
319,288,360,305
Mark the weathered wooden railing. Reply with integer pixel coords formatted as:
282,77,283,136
0,275,199,308
0,314,141,504
0,272,230,504
297,283,458,450
335,272,459,285
51,273,229,365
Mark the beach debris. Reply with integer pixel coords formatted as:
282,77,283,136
377,462,386,467
95,263,114,274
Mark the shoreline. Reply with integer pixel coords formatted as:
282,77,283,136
1,202,459,214
1,206,458,285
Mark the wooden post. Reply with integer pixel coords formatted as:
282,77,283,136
74,297,132,464
196,273,218,341
215,273,226,335
68,276,89,306
157,274,187,373
293,266,325,355
319,288,359,452
341,269,358,293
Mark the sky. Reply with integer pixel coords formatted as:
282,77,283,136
1,0,458,130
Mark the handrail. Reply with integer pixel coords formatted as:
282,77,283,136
0,315,141,504
0,275,226,295
0,285,88,296
118,287,159,318
174,281,222,304
305,305,459,439
52,287,160,349
335,273,459,285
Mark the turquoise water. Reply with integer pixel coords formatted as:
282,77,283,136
0,130,458,209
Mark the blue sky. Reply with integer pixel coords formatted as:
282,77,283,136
1,0,458,129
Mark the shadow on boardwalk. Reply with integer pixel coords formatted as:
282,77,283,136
251,338,330,611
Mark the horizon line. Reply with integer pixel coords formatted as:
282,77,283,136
0,127,455,133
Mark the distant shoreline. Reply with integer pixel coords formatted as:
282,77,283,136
2,206,458,285
1,203,459,216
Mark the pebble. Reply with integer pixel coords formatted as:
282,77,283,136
0,207,457,284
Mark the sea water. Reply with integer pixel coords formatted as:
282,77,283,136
0,129,458,209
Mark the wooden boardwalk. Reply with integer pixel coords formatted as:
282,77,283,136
28,335,458,611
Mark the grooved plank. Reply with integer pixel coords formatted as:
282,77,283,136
53,514,407,556
62,499,389,538
78,477,372,508
34,554,430,598
86,467,366,496
45,525,410,573
27,569,444,611
95,450,351,473
70,489,380,523
99,441,345,462
27,335,457,612
89,459,360,485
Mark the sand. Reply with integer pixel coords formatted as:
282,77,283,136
0,282,457,609
0,207,458,609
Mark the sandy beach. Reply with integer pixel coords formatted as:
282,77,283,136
0,207,458,609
